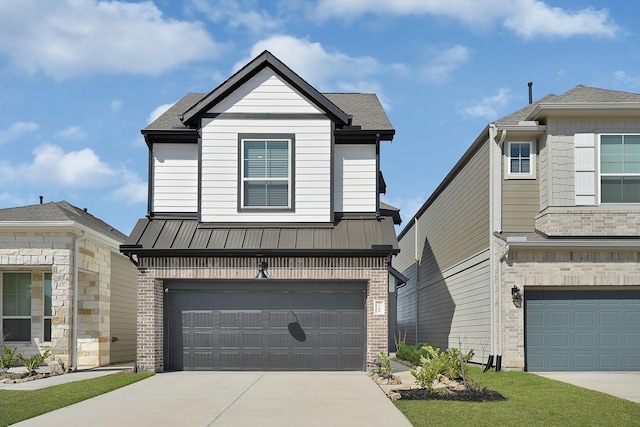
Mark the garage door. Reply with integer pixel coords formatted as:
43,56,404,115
526,289,640,371
164,281,366,371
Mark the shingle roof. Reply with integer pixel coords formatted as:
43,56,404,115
144,93,393,132
121,217,399,256
496,85,640,126
0,201,128,243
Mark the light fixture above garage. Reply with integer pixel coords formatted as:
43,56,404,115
511,286,522,307
256,261,269,279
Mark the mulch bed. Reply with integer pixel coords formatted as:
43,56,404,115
398,387,507,402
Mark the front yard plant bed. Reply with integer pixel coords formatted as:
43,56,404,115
398,387,507,402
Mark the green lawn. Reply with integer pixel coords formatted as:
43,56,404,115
395,367,640,427
0,372,154,427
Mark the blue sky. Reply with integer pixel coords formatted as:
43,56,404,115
0,0,636,235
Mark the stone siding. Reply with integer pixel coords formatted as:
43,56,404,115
499,246,640,370
135,256,390,372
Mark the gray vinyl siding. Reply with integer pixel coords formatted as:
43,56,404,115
502,152,540,232
396,140,491,352
416,250,490,363
109,253,137,364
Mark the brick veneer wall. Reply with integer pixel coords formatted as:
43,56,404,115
536,209,640,236
135,256,390,372
499,246,640,370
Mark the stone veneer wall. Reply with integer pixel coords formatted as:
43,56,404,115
536,209,640,236
0,231,113,368
498,245,640,370
136,256,390,372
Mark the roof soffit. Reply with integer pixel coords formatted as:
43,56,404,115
181,51,349,126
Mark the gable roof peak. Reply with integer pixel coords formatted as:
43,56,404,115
180,50,349,126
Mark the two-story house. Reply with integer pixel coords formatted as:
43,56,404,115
120,51,402,372
395,85,640,372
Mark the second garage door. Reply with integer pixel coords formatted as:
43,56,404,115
526,289,640,371
164,281,366,371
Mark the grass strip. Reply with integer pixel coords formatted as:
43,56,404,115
0,372,154,426
395,367,640,427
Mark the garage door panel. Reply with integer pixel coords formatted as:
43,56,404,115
165,282,366,371
526,289,640,371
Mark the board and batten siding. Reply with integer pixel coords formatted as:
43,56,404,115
152,143,198,213
502,144,539,232
109,252,137,364
334,144,377,213
200,118,332,222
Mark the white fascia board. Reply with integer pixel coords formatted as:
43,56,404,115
0,221,123,251
497,124,546,134
527,102,640,120
506,237,640,250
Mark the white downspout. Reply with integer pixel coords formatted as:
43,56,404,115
71,230,86,371
488,125,498,362
414,217,419,344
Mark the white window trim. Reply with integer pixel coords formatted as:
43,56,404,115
505,141,536,179
239,137,294,210
597,133,640,205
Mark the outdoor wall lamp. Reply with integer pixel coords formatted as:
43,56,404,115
256,261,269,279
511,285,522,306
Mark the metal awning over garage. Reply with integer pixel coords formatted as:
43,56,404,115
526,289,640,371
164,281,366,371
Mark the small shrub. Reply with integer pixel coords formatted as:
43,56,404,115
373,351,394,378
410,345,445,392
1,344,18,374
18,349,51,375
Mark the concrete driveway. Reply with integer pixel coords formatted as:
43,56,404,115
534,371,640,403
13,371,412,427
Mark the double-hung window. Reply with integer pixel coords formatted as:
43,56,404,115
506,141,536,179
600,135,640,203
2,272,32,342
240,135,293,209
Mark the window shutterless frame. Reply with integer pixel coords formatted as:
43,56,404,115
44,272,52,342
505,141,536,179
1,271,32,342
598,134,640,204
238,133,295,211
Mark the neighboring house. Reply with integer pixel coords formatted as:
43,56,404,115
120,51,402,372
395,85,640,372
0,200,137,369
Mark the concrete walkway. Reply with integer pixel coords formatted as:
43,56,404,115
12,371,412,427
534,371,640,404
0,365,134,391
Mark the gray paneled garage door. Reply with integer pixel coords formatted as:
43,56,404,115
526,289,640,371
164,281,366,371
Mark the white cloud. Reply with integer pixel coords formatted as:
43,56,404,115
460,88,511,119
109,170,147,205
613,71,640,89
313,0,617,38
0,121,39,144
422,45,470,83
57,126,87,140
237,36,382,90
147,103,175,125
0,143,115,187
0,0,219,80
189,0,282,34
111,99,123,112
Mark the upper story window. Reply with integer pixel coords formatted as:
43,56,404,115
505,141,536,179
600,135,640,203
240,134,294,210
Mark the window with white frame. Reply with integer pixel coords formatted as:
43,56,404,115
600,135,640,203
505,141,536,179
44,272,52,342
1,272,31,342
240,136,293,209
